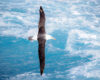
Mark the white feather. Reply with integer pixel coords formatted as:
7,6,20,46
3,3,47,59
28,34,55,42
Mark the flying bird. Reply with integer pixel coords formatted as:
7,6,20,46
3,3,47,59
28,6,56,75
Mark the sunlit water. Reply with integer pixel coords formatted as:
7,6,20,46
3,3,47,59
0,0,100,80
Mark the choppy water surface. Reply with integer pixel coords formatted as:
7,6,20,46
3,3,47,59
0,0,100,80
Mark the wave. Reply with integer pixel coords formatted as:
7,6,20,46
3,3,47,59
8,72,49,80
65,29,100,79
0,0,100,80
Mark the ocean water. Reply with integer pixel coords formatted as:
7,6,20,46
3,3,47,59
0,0,100,80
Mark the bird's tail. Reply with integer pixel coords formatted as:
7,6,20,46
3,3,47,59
28,36,34,42
28,35,37,42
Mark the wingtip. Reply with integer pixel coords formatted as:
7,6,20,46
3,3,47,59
40,6,42,9
40,6,43,10
40,71,43,76
40,6,43,13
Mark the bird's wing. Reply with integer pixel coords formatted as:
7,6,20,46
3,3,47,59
38,6,46,34
38,39,46,75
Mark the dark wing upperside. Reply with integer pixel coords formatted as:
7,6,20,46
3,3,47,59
38,6,46,75
38,39,46,75
38,6,46,34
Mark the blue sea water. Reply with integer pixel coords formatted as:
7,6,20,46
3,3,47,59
0,0,100,80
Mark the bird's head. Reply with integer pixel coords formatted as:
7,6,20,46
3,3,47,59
46,34,56,40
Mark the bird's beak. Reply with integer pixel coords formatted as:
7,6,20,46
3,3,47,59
53,38,56,40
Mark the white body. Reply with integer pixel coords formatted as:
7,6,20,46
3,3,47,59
28,34,55,41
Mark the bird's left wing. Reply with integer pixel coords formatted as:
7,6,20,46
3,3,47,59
38,39,46,75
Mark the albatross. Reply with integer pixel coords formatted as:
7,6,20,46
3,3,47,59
28,6,56,75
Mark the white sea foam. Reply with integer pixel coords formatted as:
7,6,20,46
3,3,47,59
69,53,100,79
0,0,100,79
47,44,63,52
65,29,100,53
0,0,99,38
8,72,49,80
66,29,100,79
